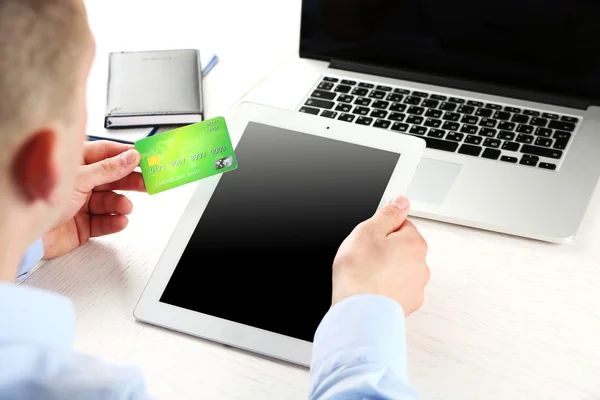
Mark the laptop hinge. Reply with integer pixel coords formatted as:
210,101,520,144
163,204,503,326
330,59,589,111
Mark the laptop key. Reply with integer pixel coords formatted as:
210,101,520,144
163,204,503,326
530,117,547,127
424,118,442,128
516,124,534,134
479,128,497,137
460,124,479,135
458,144,483,156
371,109,388,119
548,120,576,132
446,132,464,141
423,137,459,152
318,82,335,91
358,82,374,88
321,110,338,119
502,141,520,151
535,137,553,147
354,97,371,106
409,125,427,135
404,96,421,105
422,99,439,108
407,106,425,115
425,108,443,118
511,114,529,124
457,105,475,115
352,106,370,115
390,103,407,112
554,138,569,150
542,112,559,120
448,97,465,104
323,77,338,82
505,106,521,113
337,95,354,103
387,93,404,102
464,135,482,145
377,85,392,91
523,109,540,116
554,131,572,140
305,98,335,109
356,116,374,126
439,102,457,111
388,112,406,122
516,134,533,144
430,94,447,101
498,121,516,131
535,127,552,137
394,88,410,94
341,79,356,85
427,128,446,138
391,122,410,132
442,121,460,131
334,84,352,93
467,100,484,107
539,162,557,170
461,115,479,124
500,155,518,163
372,100,390,109
520,155,539,167
482,148,501,160
406,115,424,125
369,90,386,99
483,138,501,148
412,91,428,97
373,119,391,129
486,103,502,110
479,118,497,128
520,144,562,159
335,103,352,112
351,88,369,96
299,106,319,115
497,131,515,140
493,111,511,120
475,108,493,117
443,112,461,121
338,113,355,122
561,116,578,123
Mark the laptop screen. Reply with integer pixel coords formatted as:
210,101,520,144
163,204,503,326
300,0,600,103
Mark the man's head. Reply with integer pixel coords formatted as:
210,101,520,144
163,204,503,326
0,0,94,247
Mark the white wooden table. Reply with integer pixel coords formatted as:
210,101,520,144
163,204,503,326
23,1,600,399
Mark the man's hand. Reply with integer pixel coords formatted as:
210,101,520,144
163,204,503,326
332,195,430,316
42,141,146,259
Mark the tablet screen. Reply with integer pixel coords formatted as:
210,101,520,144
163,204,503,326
160,122,400,342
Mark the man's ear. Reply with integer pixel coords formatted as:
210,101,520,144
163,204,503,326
11,129,60,205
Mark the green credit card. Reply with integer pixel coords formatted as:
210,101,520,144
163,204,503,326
135,117,238,195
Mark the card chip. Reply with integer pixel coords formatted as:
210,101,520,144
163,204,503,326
147,155,160,167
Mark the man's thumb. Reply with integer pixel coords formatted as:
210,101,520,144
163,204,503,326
82,149,140,190
369,195,410,236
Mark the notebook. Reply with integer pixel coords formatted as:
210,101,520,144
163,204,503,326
104,49,208,129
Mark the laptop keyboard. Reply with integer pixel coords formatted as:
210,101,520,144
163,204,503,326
298,76,581,171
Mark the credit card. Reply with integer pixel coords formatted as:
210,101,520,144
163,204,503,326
135,117,238,195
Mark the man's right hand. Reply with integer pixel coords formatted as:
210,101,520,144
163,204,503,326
332,194,430,316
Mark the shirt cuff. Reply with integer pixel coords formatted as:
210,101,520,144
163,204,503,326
311,294,409,381
17,237,45,280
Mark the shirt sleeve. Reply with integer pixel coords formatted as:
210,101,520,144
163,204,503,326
16,237,44,281
309,294,421,400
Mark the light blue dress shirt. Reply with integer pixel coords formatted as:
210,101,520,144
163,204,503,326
0,240,420,399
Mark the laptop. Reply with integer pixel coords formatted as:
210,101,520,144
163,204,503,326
245,0,600,243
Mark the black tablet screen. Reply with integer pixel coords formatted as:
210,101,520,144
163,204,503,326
160,122,400,342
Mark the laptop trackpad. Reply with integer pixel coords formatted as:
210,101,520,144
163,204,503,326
406,158,462,205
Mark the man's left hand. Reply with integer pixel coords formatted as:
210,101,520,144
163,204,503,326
42,141,146,259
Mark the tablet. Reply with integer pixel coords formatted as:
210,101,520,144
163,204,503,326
134,102,425,367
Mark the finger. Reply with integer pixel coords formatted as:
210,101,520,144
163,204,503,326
393,220,429,254
83,141,135,165
95,171,146,192
88,191,133,215
366,194,410,236
90,214,129,238
79,149,140,191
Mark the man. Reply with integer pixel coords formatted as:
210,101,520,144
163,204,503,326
0,0,430,399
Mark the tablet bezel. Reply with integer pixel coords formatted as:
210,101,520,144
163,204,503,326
134,102,425,367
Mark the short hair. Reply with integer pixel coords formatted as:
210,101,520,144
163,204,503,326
0,0,90,158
